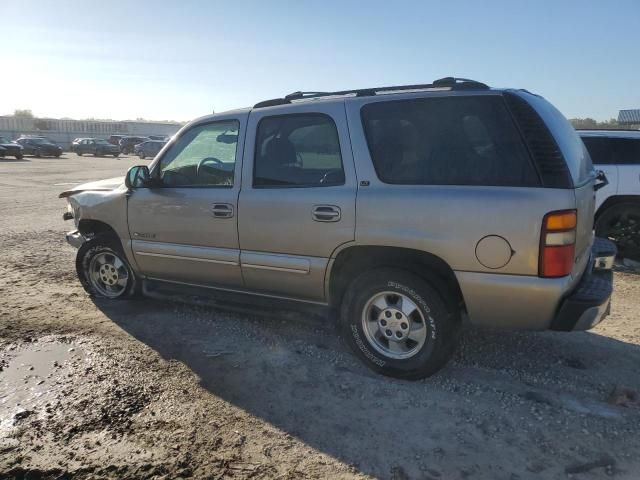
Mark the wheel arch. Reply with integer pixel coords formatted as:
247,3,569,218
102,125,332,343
327,245,465,312
78,219,121,245
596,195,640,220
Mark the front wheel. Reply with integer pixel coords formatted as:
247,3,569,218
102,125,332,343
76,237,138,299
340,268,459,379
114,153,120,158
16,153,23,160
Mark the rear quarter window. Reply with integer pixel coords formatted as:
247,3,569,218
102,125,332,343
581,137,614,165
519,92,593,186
361,95,540,187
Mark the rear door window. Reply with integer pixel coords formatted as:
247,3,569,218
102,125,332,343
254,114,344,187
611,138,640,165
360,95,540,186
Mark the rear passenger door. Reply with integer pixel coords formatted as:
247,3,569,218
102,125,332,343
581,136,618,210
238,103,357,302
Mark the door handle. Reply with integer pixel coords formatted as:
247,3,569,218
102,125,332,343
312,205,341,222
211,203,234,218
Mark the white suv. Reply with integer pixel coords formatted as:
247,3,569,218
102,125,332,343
580,130,640,261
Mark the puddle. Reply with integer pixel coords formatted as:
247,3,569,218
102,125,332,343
0,342,85,432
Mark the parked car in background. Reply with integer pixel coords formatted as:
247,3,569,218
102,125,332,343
134,140,166,159
119,136,148,154
579,130,640,260
0,145,6,158
108,134,126,146
148,135,169,141
61,77,615,379
71,138,120,157
0,136,24,159
15,137,62,157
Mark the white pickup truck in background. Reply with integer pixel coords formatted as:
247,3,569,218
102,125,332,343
579,130,640,261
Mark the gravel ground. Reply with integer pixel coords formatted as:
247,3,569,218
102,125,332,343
1,155,640,480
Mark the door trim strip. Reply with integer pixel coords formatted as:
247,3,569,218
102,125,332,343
135,251,238,266
241,263,308,274
145,276,328,306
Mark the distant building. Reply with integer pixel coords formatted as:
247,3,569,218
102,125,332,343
0,116,183,149
618,109,640,125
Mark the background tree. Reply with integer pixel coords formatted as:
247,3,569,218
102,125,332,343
13,109,34,118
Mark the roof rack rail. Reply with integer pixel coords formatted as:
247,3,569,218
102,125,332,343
253,77,489,108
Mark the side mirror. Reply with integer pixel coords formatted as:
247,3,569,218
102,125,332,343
125,165,151,190
594,169,609,192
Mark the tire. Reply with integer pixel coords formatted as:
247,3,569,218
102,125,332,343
114,153,120,158
595,202,640,261
55,153,61,158
16,154,23,160
77,151,83,156
76,235,138,299
139,151,145,159
340,268,460,379
94,149,100,157
35,149,42,158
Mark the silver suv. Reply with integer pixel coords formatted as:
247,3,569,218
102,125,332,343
61,77,616,379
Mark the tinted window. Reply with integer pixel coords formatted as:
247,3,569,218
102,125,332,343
158,120,239,187
361,96,539,186
254,114,344,187
581,137,613,165
612,138,640,165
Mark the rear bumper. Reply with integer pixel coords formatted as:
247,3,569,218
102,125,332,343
550,270,613,331
550,238,616,331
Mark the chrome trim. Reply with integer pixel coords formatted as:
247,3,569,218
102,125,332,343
145,276,328,306
135,251,238,266
241,263,308,274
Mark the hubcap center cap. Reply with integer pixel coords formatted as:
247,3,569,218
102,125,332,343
378,308,409,341
99,264,119,285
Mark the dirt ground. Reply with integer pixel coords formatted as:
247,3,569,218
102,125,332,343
1,154,640,480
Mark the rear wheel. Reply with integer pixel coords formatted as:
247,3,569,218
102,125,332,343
76,236,138,299
77,151,83,156
340,268,460,379
139,151,146,159
16,153,23,160
595,202,640,261
35,149,42,158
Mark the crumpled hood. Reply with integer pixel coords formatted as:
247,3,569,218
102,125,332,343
59,176,124,198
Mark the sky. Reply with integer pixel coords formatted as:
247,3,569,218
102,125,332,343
2,0,639,122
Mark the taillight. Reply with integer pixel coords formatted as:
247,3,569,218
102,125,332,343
540,210,577,278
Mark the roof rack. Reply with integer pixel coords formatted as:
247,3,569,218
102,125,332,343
253,77,489,108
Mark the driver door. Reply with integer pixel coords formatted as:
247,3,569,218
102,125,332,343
127,114,246,287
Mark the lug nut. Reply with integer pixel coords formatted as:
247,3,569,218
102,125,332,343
381,319,387,326
385,329,392,337
395,312,402,320
401,322,408,329
396,331,403,338
385,311,392,318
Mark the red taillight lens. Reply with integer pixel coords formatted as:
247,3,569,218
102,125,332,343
540,210,577,278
